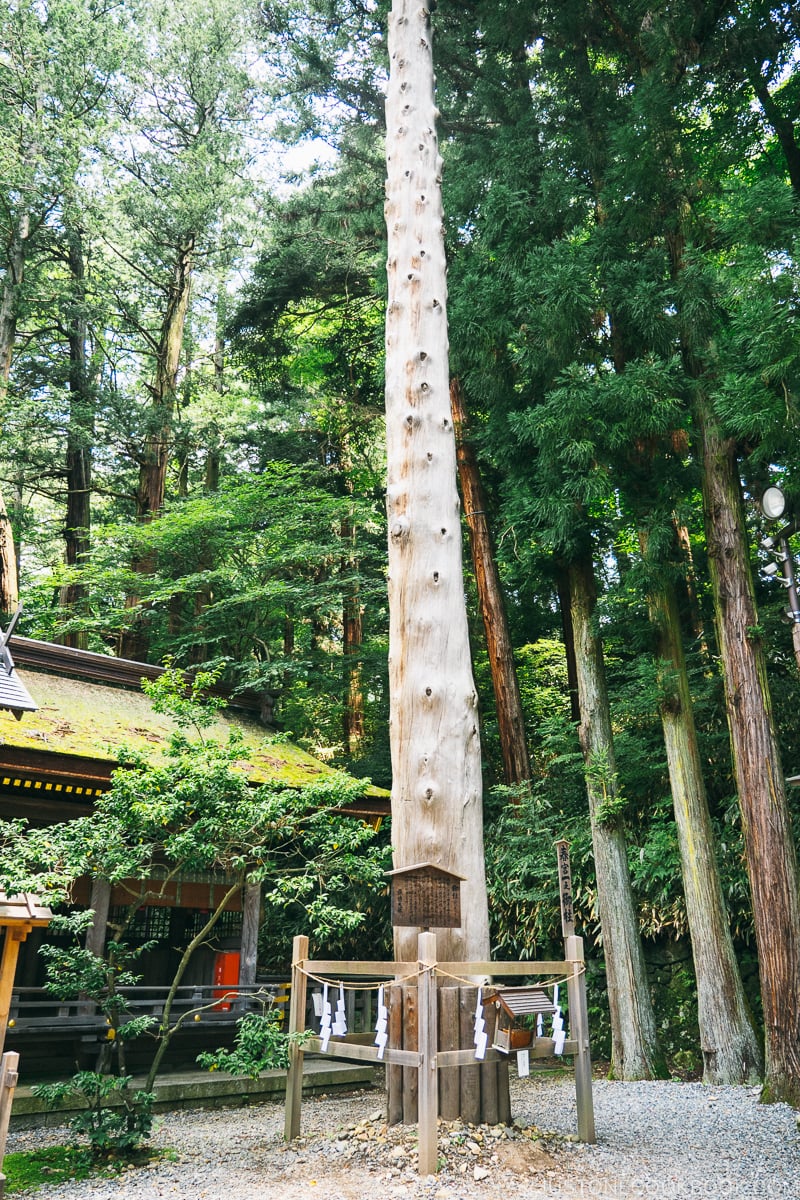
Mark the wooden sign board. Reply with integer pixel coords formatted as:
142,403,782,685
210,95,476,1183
556,840,575,937
386,863,464,929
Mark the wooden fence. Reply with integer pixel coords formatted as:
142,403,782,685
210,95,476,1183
284,931,595,1175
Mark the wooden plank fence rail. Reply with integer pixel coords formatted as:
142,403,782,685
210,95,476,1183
284,932,596,1175
438,960,571,976
303,1037,422,1068
435,1040,579,1068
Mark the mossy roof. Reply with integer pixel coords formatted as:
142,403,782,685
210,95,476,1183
0,667,362,791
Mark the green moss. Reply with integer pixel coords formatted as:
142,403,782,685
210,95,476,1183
2,1145,172,1193
1,669,388,796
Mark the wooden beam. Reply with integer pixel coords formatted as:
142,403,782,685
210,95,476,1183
437,960,570,977
0,932,24,1059
435,1040,578,1068
304,1036,421,1068
304,960,418,977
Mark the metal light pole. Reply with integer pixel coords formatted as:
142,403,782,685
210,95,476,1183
758,485,800,672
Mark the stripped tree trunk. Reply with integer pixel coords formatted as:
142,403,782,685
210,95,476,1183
384,0,489,964
568,549,665,1079
640,535,762,1084
697,401,800,1106
450,377,531,789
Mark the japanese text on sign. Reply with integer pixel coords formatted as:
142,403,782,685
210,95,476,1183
391,871,462,928
556,840,575,936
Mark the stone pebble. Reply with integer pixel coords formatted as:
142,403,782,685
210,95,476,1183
8,1074,800,1199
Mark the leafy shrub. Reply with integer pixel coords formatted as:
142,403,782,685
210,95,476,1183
197,1011,313,1078
31,1073,154,1155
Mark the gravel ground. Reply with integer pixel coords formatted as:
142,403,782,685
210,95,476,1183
8,1074,800,1200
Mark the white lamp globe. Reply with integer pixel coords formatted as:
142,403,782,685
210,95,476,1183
761,486,786,520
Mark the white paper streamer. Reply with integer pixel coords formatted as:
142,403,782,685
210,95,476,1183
319,982,332,1052
551,985,565,1055
332,981,348,1037
374,984,388,1059
473,988,487,1059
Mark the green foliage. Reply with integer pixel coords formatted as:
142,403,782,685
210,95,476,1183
0,667,389,1107
585,748,627,825
651,958,702,1077
31,1075,154,1155
197,1011,312,1078
142,661,227,733
1,1144,173,1193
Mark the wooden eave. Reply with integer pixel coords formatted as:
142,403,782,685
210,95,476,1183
385,862,466,880
0,892,52,927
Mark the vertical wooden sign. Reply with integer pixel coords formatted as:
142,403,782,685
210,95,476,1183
556,840,575,938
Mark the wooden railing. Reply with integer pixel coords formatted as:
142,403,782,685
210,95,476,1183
6,977,382,1039
6,982,289,1036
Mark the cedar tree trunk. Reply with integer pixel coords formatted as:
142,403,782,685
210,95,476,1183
136,235,195,520
641,539,762,1084
384,0,490,963
450,377,531,789
568,550,665,1079
697,401,800,1106
59,219,93,647
122,235,194,660
0,214,28,615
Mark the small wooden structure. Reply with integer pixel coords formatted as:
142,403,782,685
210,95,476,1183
0,894,51,1196
490,986,556,1053
284,931,595,1176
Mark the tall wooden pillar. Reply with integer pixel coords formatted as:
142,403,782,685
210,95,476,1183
0,933,24,1060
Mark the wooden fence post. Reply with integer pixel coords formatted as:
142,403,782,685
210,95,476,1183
480,996,499,1125
565,933,595,1144
417,932,439,1176
0,1051,19,1197
284,934,309,1141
